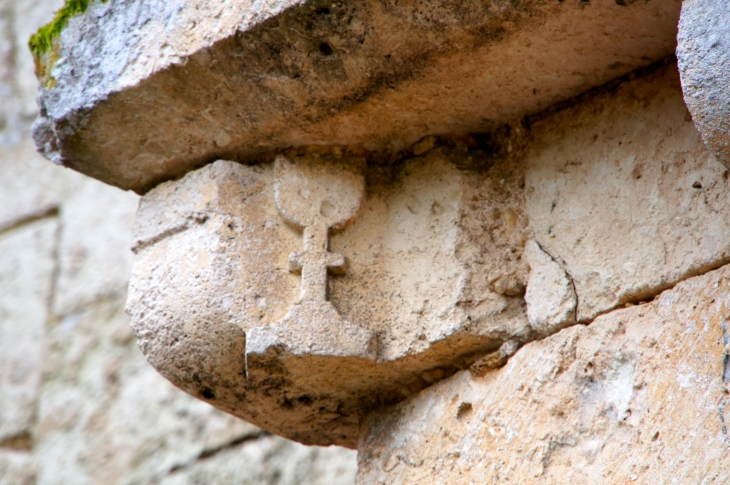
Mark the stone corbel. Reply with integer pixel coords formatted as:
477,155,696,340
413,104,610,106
28,0,684,453
126,150,543,448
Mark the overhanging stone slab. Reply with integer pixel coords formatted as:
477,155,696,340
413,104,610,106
33,0,680,193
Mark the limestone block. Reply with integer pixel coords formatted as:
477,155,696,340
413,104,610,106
524,240,576,335
160,436,356,485
127,152,534,447
677,0,730,168
0,451,35,485
357,264,730,484
526,64,730,322
34,295,262,485
52,178,139,316
31,0,679,192
0,217,57,442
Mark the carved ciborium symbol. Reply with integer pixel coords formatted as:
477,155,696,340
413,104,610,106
246,155,377,376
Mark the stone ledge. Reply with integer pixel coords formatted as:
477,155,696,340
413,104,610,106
33,0,680,193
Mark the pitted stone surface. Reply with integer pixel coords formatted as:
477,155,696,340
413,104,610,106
677,0,730,168
357,264,730,484
1,0,360,481
127,153,534,447
526,64,730,322
32,0,680,192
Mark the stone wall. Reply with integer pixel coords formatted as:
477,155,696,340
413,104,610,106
357,63,730,484
4,1,730,483
0,1,357,483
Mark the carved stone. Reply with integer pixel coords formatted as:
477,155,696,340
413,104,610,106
127,150,534,447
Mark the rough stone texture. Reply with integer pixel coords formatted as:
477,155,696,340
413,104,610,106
128,150,535,447
32,0,680,193
36,293,343,485
526,64,730,322
358,264,730,484
524,240,576,336
13,0,730,483
677,0,730,169
127,62,730,450
246,154,378,364
0,0,358,481
0,218,57,443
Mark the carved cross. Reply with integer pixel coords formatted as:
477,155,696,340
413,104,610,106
273,155,365,305
288,220,347,302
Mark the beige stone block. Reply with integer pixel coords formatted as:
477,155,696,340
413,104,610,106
31,0,679,192
526,65,730,322
52,178,138,316
358,264,730,484
128,152,533,447
34,295,261,485
0,451,35,485
160,435,356,485
0,217,57,441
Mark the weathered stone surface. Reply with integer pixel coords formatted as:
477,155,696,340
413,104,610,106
32,0,680,193
52,178,138,316
524,240,576,336
526,64,730,322
0,218,57,442
0,450,35,485
357,264,730,484
677,0,730,169
246,154,378,365
160,436,357,485
128,152,535,447
1,0,357,482
35,294,264,485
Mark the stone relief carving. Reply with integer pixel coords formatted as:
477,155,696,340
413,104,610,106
127,151,535,447
246,155,376,362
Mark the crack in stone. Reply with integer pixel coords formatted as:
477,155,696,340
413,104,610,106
167,430,270,475
470,260,730,387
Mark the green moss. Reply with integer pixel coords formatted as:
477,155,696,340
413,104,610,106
28,0,106,57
